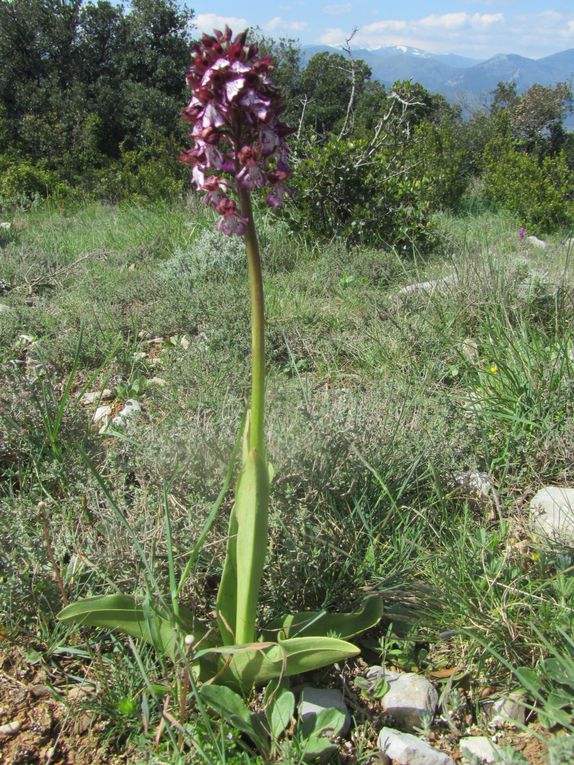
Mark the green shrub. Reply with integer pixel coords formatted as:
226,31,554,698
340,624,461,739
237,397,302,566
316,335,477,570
284,134,437,251
0,160,65,207
483,134,574,233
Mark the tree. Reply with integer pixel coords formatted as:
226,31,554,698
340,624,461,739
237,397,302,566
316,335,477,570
300,51,371,135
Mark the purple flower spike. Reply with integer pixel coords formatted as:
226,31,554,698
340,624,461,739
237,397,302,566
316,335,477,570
181,27,294,235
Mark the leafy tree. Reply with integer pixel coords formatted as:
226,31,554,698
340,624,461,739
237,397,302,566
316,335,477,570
300,51,371,135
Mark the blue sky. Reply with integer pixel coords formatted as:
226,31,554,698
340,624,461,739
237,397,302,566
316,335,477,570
191,2,574,60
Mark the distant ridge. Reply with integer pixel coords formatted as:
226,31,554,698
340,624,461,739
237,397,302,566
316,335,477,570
301,44,574,113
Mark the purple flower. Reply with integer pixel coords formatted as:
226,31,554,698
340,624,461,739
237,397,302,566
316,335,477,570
181,27,293,235
518,227,527,241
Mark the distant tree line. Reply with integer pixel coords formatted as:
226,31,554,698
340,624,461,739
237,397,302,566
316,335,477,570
0,3,573,240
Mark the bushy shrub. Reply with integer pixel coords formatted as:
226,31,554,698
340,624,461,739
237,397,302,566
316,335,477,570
483,133,574,233
0,160,65,208
407,119,469,211
284,134,437,252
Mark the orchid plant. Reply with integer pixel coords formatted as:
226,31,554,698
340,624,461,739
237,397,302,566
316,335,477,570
59,28,383,696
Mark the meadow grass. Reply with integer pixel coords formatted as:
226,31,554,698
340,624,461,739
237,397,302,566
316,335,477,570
1,199,573,762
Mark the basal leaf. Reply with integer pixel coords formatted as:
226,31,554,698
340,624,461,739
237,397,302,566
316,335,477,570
262,594,384,641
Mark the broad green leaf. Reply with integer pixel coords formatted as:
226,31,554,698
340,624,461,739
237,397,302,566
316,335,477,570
300,735,338,763
515,666,544,696
58,594,202,661
198,634,360,690
199,685,270,755
269,688,295,740
262,594,384,641
216,504,239,645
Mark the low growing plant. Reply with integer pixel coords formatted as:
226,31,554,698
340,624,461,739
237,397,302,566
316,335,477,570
59,27,383,701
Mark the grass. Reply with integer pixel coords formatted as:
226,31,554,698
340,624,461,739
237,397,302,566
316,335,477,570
1,198,574,763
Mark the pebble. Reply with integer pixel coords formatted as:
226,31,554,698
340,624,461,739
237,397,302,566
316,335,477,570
367,668,438,730
377,727,455,765
81,389,113,405
0,221,11,230
527,236,547,249
529,486,574,544
112,398,142,427
398,274,457,298
460,736,499,763
486,691,526,728
0,303,11,313
0,720,22,736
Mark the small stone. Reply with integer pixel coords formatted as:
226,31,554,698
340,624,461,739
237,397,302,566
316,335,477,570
0,720,22,736
132,351,147,361
112,399,142,427
367,668,438,731
149,377,167,387
81,389,113,405
527,236,547,249
0,303,11,313
486,691,526,728
453,471,501,520
460,338,479,364
460,736,499,764
67,683,95,703
377,727,455,765
529,486,574,544
179,335,190,350
128,262,135,271
398,275,457,298
299,686,351,737
31,684,52,698
93,404,112,430
0,221,11,230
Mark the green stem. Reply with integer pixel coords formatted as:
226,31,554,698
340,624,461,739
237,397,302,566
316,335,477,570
238,186,265,453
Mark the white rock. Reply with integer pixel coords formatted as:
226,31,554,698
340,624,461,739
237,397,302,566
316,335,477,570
149,377,167,387
486,691,526,728
460,736,499,764
529,486,574,544
398,274,457,297
112,399,142,427
377,727,455,765
454,471,501,520
0,221,11,230
81,389,113,405
299,686,351,737
132,351,147,361
367,668,438,730
93,404,112,434
460,338,479,364
0,303,11,313
527,236,547,249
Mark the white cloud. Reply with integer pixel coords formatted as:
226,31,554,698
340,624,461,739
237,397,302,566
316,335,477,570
418,12,503,31
320,10,574,58
264,16,308,32
323,3,352,15
194,13,250,35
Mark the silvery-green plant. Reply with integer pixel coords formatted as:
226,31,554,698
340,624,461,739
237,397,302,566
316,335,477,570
59,27,383,695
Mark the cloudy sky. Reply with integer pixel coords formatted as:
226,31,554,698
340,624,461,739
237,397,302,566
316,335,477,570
192,1,574,60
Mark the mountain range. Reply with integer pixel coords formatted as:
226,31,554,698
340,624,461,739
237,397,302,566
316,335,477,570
302,44,574,114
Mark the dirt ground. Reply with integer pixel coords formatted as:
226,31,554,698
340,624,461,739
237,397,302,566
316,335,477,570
0,645,128,765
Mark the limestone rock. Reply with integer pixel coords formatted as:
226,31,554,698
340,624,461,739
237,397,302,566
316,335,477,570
367,668,438,730
81,389,113,405
0,221,11,230
530,486,574,544
299,686,351,737
398,274,457,298
112,399,142,428
453,471,501,520
485,691,526,728
527,236,547,249
460,736,499,764
377,727,455,765
0,303,11,314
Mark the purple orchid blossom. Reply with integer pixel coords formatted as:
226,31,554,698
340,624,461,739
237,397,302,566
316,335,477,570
180,27,293,235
